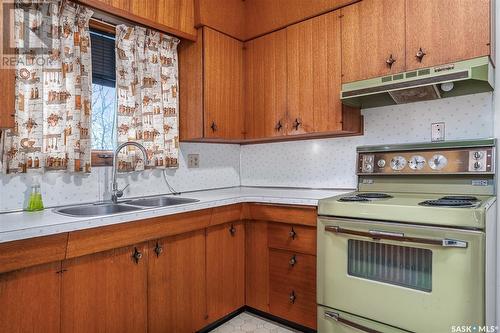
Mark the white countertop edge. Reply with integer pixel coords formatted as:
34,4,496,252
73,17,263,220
0,187,351,243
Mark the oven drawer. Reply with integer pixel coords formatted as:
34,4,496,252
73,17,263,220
318,306,410,333
268,223,316,255
318,217,485,332
269,249,316,329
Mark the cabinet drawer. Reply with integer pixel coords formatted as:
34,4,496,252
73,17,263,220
269,249,316,329
268,223,316,255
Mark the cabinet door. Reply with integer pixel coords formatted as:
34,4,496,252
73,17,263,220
406,0,490,70
0,1,15,129
286,11,344,134
203,27,244,140
245,220,269,312
206,221,245,321
148,230,207,333
61,244,148,333
0,262,61,333
341,0,406,83
244,30,287,139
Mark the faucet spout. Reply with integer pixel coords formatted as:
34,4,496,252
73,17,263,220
111,142,149,203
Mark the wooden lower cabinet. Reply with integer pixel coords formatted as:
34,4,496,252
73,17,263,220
206,221,245,321
245,220,269,312
148,230,207,333
61,243,149,333
0,262,62,333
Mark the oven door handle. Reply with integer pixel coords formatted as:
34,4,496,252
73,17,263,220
325,226,468,248
324,310,382,333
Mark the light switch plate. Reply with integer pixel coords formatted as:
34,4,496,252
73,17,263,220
187,154,200,168
431,122,445,142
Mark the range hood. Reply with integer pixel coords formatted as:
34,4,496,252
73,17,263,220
341,56,494,109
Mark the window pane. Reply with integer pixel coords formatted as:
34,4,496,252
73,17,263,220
91,84,116,150
347,239,432,292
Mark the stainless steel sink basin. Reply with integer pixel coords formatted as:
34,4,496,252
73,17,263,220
127,196,199,207
55,203,142,217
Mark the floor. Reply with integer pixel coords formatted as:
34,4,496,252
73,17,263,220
209,312,299,333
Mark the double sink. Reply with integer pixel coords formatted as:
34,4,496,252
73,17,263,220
55,196,199,217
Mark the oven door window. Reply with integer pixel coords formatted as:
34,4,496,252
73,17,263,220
347,239,432,292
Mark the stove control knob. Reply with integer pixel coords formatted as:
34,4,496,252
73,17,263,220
474,161,482,170
473,151,483,160
377,159,386,168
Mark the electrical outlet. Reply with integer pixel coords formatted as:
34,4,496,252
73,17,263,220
431,122,445,142
187,154,200,168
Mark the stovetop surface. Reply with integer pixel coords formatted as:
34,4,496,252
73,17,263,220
318,191,496,229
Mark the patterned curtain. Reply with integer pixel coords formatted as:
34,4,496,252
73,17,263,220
115,24,180,172
1,0,93,174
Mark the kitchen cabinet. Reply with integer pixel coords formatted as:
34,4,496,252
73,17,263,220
79,0,196,40
405,0,490,70
244,30,287,139
61,243,148,333
0,0,15,129
341,0,406,83
287,11,359,135
195,0,246,40
148,230,207,333
245,220,269,312
206,221,245,321
179,27,245,141
0,262,62,333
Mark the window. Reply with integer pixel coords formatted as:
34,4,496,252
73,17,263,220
90,29,116,151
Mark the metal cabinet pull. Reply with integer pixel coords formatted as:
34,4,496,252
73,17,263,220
292,118,301,131
289,227,297,240
289,255,297,267
325,226,468,248
289,290,296,304
415,47,426,62
154,242,163,257
324,311,381,333
275,120,283,131
229,224,236,236
132,247,143,264
210,121,217,132
385,54,396,67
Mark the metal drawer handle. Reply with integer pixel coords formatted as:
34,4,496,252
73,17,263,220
229,224,236,236
154,242,163,257
289,255,297,267
325,226,468,248
324,311,382,333
289,227,297,240
132,247,143,264
289,290,296,304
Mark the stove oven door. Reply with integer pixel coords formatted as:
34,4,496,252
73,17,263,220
317,217,485,333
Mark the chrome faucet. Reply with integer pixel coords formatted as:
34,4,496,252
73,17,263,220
111,141,149,203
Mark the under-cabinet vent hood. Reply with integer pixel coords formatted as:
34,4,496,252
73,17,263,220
341,56,494,109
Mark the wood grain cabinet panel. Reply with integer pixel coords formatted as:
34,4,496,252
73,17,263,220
405,0,490,70
148,230,207,333
245,220,269,312
0,262,62,333
341,0,406,83
195,0,246,40
268,223,316,255
269,248,316,329
0,0,15,129
206,221,245,321
61,243,148,333
286,11,348,135
204,27,244,140
244,30,287,139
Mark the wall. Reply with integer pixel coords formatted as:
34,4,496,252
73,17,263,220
0,142,240,212
240,92,494,189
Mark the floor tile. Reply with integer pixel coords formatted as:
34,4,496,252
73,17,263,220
209,312,299,333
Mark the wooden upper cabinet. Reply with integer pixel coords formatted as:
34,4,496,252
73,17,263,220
341,0,406,83
0,1,15,129
148,230,207,333
206,221,245,322
286,11,344,134
61,243,148,333
244,30,287,139
195,0,246,40
203,28,244,140
80,0,196,40
405,0,490,70
0,262,62,333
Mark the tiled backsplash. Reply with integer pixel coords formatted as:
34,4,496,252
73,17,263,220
0,143,241,211
240,92,494,189
0,92,493,212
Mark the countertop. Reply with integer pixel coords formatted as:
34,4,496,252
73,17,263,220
0,186,351,243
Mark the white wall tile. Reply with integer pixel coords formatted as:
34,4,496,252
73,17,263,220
240,92,494,189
